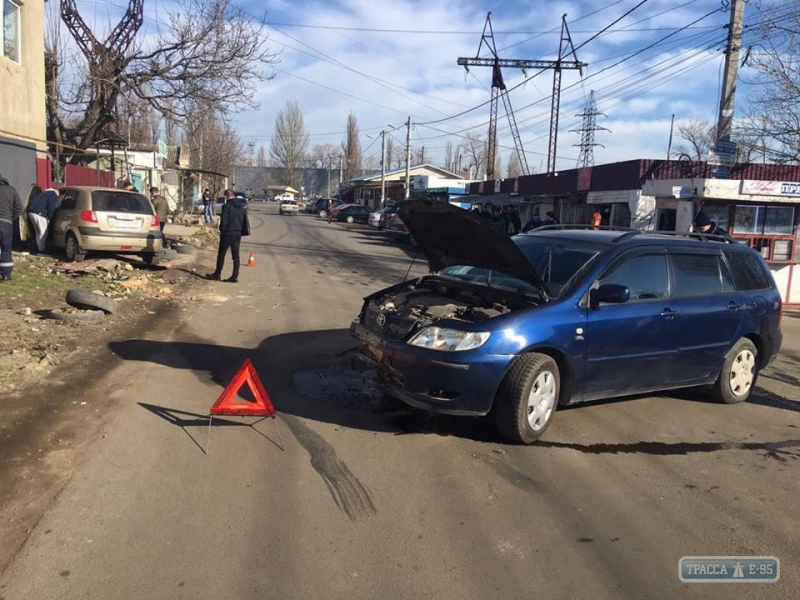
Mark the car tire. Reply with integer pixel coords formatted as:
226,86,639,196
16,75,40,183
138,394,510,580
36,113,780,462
319,209,327,218
48,308,105,322
495,353,559,444
711,338,759,404
65,289,117,314
65,232,86,262
346,215,355,224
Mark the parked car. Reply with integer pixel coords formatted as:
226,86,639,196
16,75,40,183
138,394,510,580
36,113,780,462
383,213,416,245
351,197,783,444
279,198,299,216
49,186,163,263
308,198,344,217
368,204,399,229
336,204,371,224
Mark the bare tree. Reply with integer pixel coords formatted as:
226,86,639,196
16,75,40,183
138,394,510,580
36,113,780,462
270,100,310,189
460,132,485,178
415,146,426,165
342,112,362,180
184,107,243,195
443,140,457,173
506,152,522,178
256,146,268,167
673,118,715,161
385,136,395,171
310,143,338,168
46,0,278,165
741,0,800,162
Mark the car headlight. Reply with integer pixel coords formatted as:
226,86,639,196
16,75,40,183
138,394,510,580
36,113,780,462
408,327,490,352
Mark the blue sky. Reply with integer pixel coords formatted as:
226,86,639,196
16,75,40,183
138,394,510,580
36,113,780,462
68,0,780,173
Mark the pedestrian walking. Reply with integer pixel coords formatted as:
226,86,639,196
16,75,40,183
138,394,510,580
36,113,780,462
202,188,214,224
149,187,170,246
327,198,334,223
0,174,23,281
26,188,59,253
521,212,542,233
543,210,560,227
207,189,248,283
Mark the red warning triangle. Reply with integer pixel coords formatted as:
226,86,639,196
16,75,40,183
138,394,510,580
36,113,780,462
209,359,276,417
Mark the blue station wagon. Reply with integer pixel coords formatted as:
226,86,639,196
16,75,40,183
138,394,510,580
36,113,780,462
351,198,783,443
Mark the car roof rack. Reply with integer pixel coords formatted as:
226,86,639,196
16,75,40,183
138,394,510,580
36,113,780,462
645,230,738,244
534,224,636,232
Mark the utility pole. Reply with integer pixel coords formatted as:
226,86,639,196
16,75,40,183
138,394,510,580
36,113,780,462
716,0,746,143
666,114,675,161
326,155,332,198
458,13,584,177
338,154,344,198
404,116,411,200
380,130,386,206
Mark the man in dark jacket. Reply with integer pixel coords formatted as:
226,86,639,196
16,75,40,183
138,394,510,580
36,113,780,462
542,210,560,227
207,189,247,283
693,211,733,241
149,187,170,246
26,188,59,253
521,212,542,233
0,175,23,281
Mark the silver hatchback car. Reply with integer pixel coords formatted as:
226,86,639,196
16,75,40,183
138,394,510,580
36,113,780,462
51,186,163,263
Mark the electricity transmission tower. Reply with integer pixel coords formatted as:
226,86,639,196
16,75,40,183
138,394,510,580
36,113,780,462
458,13,585,177
571,90,609,168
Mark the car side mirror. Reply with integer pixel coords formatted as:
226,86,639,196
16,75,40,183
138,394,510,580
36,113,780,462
590,284,631,308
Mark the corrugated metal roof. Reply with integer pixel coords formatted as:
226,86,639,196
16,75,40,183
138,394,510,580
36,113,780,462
468,159,800,196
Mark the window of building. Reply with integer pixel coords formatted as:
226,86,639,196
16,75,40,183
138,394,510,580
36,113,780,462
733,205,795,235
2,0,20,63
703,205,730,231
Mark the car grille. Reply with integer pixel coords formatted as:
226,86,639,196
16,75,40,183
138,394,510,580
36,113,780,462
364,304,418,341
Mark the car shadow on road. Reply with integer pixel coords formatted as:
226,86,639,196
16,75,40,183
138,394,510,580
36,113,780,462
109,328,501,444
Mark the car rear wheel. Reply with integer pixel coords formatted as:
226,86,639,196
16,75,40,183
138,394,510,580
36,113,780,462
319,209,328,218
711,338,758,404
65,233,86,262
346,215,355,224
495,353,559,444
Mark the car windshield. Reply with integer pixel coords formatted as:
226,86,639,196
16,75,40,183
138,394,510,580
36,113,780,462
91,191,153,214
439,236,605,298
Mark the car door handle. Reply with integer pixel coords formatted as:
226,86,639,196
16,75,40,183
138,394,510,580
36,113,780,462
660,308,680,318
727,302,742,311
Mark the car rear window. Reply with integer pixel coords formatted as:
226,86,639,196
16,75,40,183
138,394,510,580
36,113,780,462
670,254,724,297
92,191,153,214
724,250,773,290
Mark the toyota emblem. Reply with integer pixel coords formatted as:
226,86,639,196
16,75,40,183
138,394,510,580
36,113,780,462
376,313,387,327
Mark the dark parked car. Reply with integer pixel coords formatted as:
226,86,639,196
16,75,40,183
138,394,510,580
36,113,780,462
351,198,783,444
336,204,371,224
379,204,399,229
308,198,344,217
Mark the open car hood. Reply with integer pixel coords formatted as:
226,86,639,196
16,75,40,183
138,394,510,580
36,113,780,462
398,197,550,297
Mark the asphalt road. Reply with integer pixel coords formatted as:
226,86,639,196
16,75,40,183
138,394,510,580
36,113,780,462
1,204,798,600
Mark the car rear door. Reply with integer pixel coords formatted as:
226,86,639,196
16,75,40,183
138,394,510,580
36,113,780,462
583,248,677,399
666,248,744,384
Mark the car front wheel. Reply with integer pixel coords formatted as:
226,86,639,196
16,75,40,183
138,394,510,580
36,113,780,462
711,338,758,404
346,215,355,223
319,209,328,218
495,353,559,444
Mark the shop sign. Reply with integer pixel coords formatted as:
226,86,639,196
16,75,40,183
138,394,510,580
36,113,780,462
672,186,693,199
741,180,800,196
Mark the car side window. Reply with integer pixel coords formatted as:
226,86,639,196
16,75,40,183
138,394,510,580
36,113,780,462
59,191,77,211
670,254,723,297
724,250,772,290
720,256,736,292
597,253,669,300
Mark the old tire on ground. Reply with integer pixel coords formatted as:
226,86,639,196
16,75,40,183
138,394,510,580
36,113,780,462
495,353,559,444
48,308,105,322
65,232,86,262
65,289,117,314
346,215,355,224
711,337,759,404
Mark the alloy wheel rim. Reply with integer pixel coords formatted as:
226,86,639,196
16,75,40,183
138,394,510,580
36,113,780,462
527,370,556,431
729,349,755,396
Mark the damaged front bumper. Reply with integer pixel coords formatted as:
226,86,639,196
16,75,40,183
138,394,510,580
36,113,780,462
350,319,513,416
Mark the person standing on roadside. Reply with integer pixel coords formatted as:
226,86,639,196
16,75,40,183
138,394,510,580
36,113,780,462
202,188,214,224
26,188,59,253
0,174,23,281
149,187,170,247
207,189,247,283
